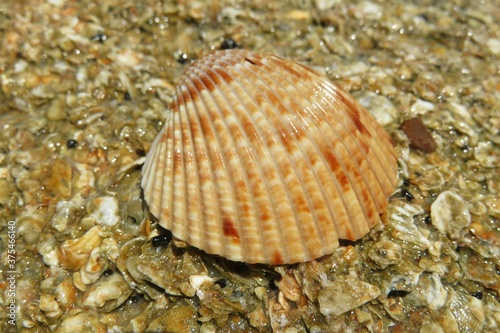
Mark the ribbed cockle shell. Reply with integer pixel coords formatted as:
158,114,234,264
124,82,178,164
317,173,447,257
141,49,398,265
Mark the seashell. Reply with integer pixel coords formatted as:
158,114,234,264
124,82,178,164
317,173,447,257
318,275,381,316
275,269,302,302
57,226,103,270
80,247,106,285
248,307,268,328
406,273,448,311
368,237,402,269
81,272,132,312
448,289,485,333
117,237,208,298
88,195,120,227
54,277,78,310
430,190,471,239
54,312,107,333
387,201,430,250
141,49,398,265
39,293,62,318
147,304,199,333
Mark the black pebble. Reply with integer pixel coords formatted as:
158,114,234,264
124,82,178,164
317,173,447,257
90,32,107,43
177,52,189,64
387,290,410,298
67,139,78,148
220,38,238,50
151,232,172,247
215,279,228,288
400,188,414,202
135,148,146,157
103,269,114,276
128,295,140,303
471,291,483,299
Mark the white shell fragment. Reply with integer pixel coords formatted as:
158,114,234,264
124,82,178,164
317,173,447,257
449,289,485,332
89,196,120,227
407,273,448,311
389,202,431,251
368,238,402,269
318,276,381,316
431,191,471,239
141,49,398,264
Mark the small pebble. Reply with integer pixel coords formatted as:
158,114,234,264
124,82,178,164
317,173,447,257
215,279,228,288
220,37,238,50
471,291,483,300
66,139,78,148
177,52,189,64
387,290,411,298
90,32,107,43
400,188,414,202
151,232,173,247
400,117,437,153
